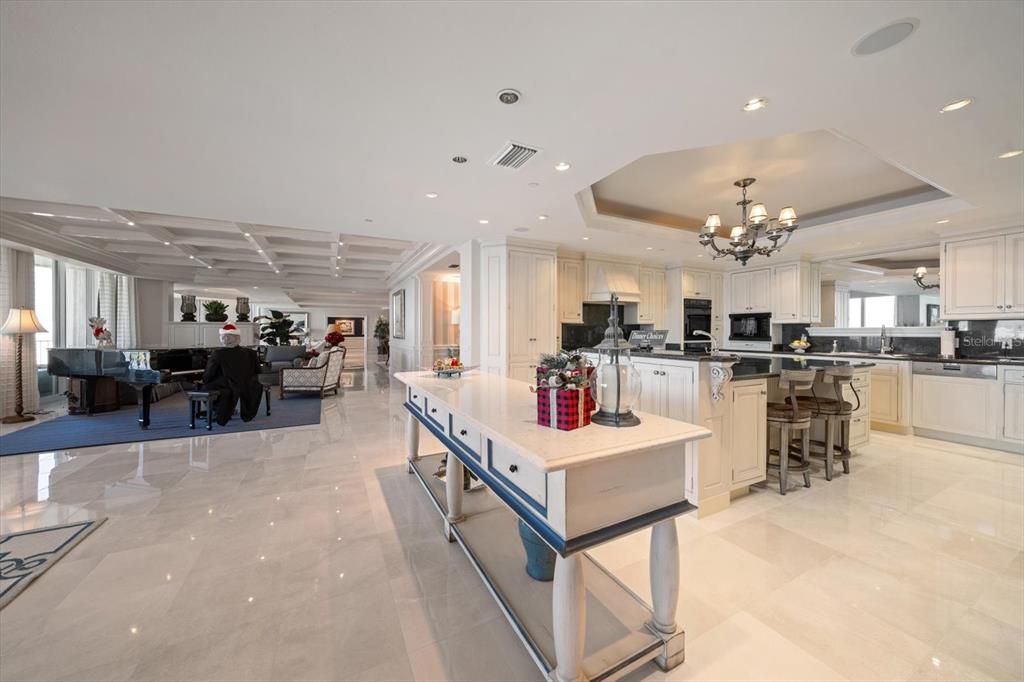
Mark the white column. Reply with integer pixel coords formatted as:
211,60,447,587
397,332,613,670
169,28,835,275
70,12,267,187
405,410,419,473
552,553,586,682
444,453,464,541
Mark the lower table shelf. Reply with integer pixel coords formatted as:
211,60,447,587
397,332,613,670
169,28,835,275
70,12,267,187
410,452,670,681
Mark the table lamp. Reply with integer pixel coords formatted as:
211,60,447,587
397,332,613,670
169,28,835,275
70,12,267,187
2,307,47,424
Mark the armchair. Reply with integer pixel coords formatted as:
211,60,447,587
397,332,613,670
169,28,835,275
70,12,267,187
279,348,344,399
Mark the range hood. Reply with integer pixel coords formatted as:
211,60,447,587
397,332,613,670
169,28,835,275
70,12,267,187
586,262,641,303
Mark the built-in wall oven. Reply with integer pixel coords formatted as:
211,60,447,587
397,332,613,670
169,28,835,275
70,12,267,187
729,312,771,342
683,299,712,342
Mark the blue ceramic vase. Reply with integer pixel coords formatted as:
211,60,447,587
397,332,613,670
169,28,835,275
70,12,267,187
517,519,555,581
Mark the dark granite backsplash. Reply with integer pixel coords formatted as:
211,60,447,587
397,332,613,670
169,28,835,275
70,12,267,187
778,321,1024,358
561,303,646,351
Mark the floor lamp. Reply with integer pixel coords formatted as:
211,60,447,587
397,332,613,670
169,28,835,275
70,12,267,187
2,307,47,424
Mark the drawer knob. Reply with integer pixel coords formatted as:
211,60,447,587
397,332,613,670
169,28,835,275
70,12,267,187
413,394,418,399
431,408,437,413
508,464,518,473
459,429,468,436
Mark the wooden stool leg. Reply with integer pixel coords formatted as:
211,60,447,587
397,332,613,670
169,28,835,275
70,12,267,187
824,416,835,481
265,387,271,416
841,420,851,474
802,427,811,488
779,424,789,495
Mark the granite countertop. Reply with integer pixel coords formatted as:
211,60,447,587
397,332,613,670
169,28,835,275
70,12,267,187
579,348,874,379
756,349,1024,367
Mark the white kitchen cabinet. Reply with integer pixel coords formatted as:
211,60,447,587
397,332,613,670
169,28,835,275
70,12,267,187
820,281,850,327
558,259,584,324
912,374,1001,440
637,267,666,325
730,381,767,487
729,268,772,314
869,362,901,425
480,243,558,377
682,270,712,298
941,232,1024,319
1002,368,1024,444
508,363,538,383
772,262,821,323
634,360,696,421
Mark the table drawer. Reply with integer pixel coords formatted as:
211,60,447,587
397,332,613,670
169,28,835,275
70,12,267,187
488,439,546,511
424,397,449,434
407,386,424,413
450,414,482,461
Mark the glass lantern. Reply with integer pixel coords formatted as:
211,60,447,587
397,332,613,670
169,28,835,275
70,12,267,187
591,294,642,427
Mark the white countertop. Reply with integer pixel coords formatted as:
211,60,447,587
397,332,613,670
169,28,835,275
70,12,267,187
395,370,711,472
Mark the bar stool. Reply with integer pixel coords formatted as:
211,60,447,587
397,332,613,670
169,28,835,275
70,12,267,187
797,366,860,480
766,369,816,495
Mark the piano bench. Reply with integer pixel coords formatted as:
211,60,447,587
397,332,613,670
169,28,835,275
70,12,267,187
187,390,222,431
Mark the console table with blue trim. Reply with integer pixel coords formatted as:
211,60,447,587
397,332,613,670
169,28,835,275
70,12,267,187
395,370,711,682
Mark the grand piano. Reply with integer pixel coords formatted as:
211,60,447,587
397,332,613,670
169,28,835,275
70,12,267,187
48,348,211,429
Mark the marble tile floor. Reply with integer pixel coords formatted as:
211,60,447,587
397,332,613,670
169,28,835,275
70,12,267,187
1,365,1021,682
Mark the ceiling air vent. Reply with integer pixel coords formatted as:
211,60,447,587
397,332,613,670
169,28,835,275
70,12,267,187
491,141,540,169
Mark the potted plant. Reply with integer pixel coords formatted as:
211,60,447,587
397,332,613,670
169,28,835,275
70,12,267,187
254,309,304,345
203,300,229,322
373,314,389,355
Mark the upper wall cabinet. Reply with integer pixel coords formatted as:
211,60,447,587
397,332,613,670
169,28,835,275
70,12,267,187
638,267,667,326
771,263,821,323
682,270,712,298
941,231,1024,319
557,259,584,324
729,268,772,314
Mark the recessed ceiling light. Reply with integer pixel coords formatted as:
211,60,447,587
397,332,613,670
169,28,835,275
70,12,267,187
497,88,521,105
334,274,338,278
452,156,468,164
742,97,767,112
479,219,489,224
582,236,590,241
645,247,653,250
253,286,259,289
206,265,212,269
852,19,918,56
335,266,340,270
425,193,438,199
126,221,135,226
538,215,548,221
267,261,273,266
999,149,1023,159
243,232,251,237
274,270,279,274
257,248,263,253
189,255,195,260
30,212,55,217
163,241,171,245
940,98,972,113
555,162,571,172
338,241,344,245
936,219,950,224
514,227,529,233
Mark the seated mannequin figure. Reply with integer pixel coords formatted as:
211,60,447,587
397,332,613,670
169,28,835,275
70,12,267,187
202,323,263,425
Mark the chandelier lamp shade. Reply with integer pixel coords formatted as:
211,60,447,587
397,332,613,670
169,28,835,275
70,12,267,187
698,178,799,266
2,307,47,424
913,266,940,290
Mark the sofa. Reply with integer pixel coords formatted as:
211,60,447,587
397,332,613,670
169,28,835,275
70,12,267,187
263,345,307,373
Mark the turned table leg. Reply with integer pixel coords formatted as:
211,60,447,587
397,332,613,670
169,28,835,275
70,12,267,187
552,553,586,682
405,410,419,474
650,519,685,670
444,452,464,542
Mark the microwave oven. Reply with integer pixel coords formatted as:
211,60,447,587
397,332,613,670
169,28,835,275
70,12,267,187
729,312,771,341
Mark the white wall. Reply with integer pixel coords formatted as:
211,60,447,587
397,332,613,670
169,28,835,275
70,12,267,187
458,240,480,366
136,278,173,347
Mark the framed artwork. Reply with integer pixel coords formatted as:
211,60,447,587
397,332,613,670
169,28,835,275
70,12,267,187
327,316,360,336
279,311,309,333
391,289,406,339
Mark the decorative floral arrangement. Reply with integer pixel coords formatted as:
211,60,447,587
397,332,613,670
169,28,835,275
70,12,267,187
535,351,591,389
433,355,463,371
532,351,595,431
89,316,114,349
324,331,345,347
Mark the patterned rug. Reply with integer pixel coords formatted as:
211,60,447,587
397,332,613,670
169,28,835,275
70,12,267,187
0,519,106,609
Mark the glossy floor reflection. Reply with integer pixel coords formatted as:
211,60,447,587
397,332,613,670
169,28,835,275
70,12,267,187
1,367,1021,682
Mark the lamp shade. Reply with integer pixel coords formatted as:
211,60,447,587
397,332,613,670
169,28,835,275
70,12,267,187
778,206,798,226
1,308,46,335
703,214,721,230
915,266,928,277
748,203,768,224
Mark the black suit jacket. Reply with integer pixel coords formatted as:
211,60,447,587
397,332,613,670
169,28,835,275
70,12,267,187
203,346,261,389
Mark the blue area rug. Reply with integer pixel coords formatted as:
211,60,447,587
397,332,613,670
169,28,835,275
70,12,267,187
0,393,322,457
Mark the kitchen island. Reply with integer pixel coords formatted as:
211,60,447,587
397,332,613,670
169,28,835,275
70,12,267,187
395,370,711,682
582,350,874,515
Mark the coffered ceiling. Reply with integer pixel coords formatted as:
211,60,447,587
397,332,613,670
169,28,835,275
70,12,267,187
1,2,1022,270
0,197,424,308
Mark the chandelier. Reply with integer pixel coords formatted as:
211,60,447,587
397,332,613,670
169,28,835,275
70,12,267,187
913,266,939,290
699,178,798,266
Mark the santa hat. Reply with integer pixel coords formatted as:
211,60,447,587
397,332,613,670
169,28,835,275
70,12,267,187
219,323,240,338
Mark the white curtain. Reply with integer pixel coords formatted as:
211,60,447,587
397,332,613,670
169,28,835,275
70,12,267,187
0,246,39,416
64,265,97,347
97,272,137,348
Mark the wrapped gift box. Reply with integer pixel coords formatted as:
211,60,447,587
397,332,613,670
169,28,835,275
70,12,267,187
536,384,592,431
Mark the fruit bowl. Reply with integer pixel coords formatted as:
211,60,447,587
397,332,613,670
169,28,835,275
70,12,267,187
432,358,471,377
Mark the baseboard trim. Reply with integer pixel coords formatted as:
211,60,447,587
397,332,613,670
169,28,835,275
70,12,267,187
913,428,1024,455
871,422,912,435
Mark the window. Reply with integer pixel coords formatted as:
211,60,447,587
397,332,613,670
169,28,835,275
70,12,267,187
33,255,55,363
848,295,897,328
